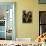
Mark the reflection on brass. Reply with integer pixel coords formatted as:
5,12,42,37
16,44,21,46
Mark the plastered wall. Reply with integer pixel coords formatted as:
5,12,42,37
0,0,46,40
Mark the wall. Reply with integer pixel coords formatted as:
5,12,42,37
0,0,46,40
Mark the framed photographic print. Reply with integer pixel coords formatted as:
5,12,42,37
39,11,46,35
0,2,16,40
22,10,32,23
39,0,46,4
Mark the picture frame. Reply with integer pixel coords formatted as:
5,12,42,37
39,11,46,35
22,10,32,23
0,2,16,40
39,0,46,4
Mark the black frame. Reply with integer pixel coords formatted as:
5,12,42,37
22,10,32,23
39,11,46,35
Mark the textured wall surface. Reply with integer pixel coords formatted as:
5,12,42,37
0,0,46,40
